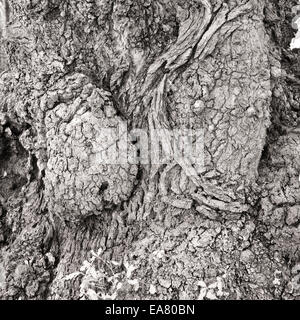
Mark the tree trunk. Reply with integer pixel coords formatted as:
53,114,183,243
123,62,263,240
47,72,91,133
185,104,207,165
0,0,299,300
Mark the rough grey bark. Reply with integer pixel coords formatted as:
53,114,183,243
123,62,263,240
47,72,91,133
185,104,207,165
0,0,299,300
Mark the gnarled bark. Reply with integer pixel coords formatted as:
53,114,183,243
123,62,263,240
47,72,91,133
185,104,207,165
0,0,299,300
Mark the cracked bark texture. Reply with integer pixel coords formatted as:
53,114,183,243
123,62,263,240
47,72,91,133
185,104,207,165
0,0,299,300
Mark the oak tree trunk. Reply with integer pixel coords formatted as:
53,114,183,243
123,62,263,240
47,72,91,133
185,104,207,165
0,0,299,300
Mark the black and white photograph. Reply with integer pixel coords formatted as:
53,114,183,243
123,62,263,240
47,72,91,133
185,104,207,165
0,0,299,304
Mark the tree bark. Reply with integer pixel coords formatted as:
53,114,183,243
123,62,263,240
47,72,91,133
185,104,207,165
0,0,299,300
